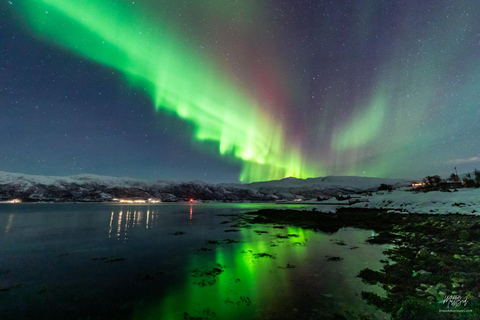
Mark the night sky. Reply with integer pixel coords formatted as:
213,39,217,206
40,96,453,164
2,0,480,183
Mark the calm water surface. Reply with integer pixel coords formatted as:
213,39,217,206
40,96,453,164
0,203,389,319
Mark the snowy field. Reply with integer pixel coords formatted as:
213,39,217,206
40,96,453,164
310,188,480,215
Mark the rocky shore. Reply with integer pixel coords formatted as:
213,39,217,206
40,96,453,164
243,208,480,319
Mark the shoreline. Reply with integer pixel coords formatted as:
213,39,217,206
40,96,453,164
241,208,480,319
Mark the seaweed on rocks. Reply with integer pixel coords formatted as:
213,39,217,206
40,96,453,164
190,264,226,287
244,208,480,319
253,253,276,259
325,256,343,262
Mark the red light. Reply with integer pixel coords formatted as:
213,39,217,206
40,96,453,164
189,199,193,203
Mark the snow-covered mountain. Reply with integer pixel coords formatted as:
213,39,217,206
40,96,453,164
0,171,411,202
221,176,410,199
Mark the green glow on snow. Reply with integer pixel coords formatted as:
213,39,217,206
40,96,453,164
17,0,322,182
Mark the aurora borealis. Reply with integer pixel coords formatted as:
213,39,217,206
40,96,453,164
2,0,480,182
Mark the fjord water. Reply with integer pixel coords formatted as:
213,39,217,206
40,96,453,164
0,203,389,319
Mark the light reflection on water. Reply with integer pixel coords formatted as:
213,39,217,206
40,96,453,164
107,206,191,240
0,203,389,320
137,225,389,320
5,213,14,234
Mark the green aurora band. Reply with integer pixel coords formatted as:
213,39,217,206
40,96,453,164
15,1,480,181
327,3,480,178
17,0,322,182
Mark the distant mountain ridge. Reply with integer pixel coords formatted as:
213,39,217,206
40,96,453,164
0,171,411,202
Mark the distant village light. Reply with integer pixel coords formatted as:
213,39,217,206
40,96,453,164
411,182,425,188
111,198,161,203
112,198,146,203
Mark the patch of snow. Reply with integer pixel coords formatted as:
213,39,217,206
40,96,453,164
314,205,339,214
352,189,480,215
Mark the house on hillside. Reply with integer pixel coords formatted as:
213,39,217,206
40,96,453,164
411,182,425,188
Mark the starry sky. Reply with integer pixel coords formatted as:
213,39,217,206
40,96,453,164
1,0,480,183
